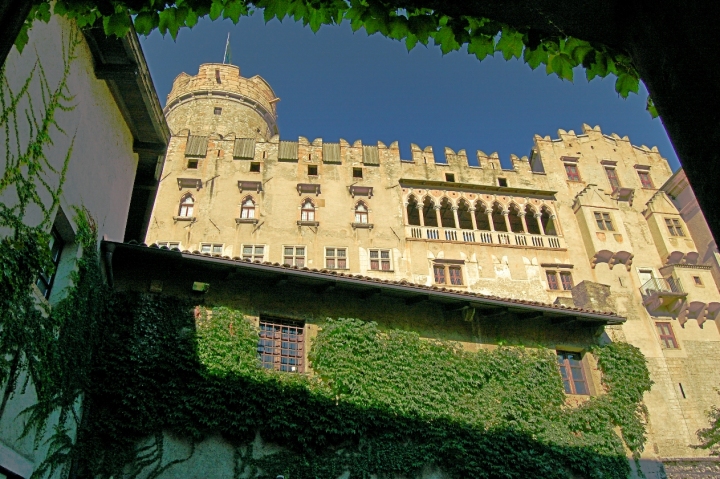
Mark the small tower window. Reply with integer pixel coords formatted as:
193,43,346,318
497,178,508,187
214,107,222,115
215,69,221,84
187,158,198,169
353,167,363,178
445,173,455,182
308,165,318,176
241,197,256,219
249,162,261,173
179,194,194,217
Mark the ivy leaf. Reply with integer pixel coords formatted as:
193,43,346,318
103,12,132,38
615,72,639,98
209,0,224,21
495,27,523,60
432,25,460,55
134,12,158,36
467,34,493,61
523,45,547,70
546,53,574,81
646,97,659,118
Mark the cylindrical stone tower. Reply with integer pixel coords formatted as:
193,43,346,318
163,63,279,139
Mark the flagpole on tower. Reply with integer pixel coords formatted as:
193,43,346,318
223,33,231,64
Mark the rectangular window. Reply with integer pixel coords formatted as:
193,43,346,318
369,249,392,271
214,107,222,115
258,318,305,373
308,165,318,176
200,243,223,254
156,241,180,250
242,244,265,262
497,178,508,187
449,266,463,285
557,351,589,395
249,162,261,172
445,173,455,182
433,264,446,284
693,275,703,286
284,246,305,267
665,218,685,237
605,167,620,190
656,322,678,349
594,211,614,231
560,271,573,290
638,171,654,188
353,167,363,178
565,164,581,181
36,227,65,299
187,158,199,169
325,248,347,269
546,271,559,290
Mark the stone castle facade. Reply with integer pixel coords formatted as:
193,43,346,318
145,63,720,474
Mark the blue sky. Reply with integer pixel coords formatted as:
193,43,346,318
139,12,679,170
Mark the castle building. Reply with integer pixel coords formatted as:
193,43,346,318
139,62,720,476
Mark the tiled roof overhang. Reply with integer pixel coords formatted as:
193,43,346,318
103,240,625,325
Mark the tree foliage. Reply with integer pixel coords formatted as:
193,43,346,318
16,0,653,115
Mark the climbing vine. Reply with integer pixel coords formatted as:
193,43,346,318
46,299,652,479
15,0,655,116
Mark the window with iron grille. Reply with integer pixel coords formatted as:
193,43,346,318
242,245,265,262
594,211,614,231
258,318,305,373
557,351,589,395
605,167,620,190
200,243,223,254
325,248,347,269
36,227,65,299
284,246,305,267
369,249,392,271
656,322,678,349
638,171,654,188
665,218,685,237
565,164,581,181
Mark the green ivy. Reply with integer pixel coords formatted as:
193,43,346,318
15,0,655,116
40,296,653,479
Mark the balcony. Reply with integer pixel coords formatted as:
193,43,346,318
406,226,565,249
640,277,687,312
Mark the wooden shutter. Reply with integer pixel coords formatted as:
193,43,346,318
278,141,299,161
362,145,379,165
233,138,255,159
322,142,341,163
185,135,208,156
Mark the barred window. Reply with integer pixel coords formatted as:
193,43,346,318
258,318,305,373
369,249,392,271
284,246,305,267
557,351,589,395
242,245,265,261
325,248,347,269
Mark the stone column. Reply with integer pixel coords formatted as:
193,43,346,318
488,211,495,231
502,209,511,232
451,206,460,229
518,211,528,234
535,213,545,235
418,205,425,227
468,207,478,230
434,205,442,228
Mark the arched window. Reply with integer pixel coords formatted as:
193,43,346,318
422,196,438,227
457,199,473,230
491,202,508,232
439,197,456,228
355,201,368,224
240,197,256,219
508,204,524,233
475,202,491,231
178,194,194,217
525,205,542,235
406,196,421,226
301,199,315,221
541,206,557,236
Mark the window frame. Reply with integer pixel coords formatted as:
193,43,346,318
564,163,581,182
300,199,316,222
241,244,266,262
655,322,679,349
665,217,685,237
240,197,256,219
307,164,318,176
368,248,393,271
200,243,224,255
354,201,369,224
249,162,261,173
445,173,455,182
604,167,620,190
283,245,306,267
155,241,181,250
213,107,222,115
593,211,615,231
258,317,305,373
325,247,348,269
546,271,560,290
557,350,590,395
638,170,654,189
433,263,464,286
178,194,194,217
352,167,363,179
